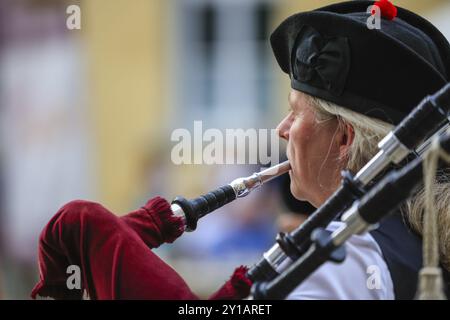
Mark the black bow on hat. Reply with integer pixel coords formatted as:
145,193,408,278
291,25,351,96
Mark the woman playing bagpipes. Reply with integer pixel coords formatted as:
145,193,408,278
32,1,450,300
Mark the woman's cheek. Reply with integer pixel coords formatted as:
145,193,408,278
288,119,299,151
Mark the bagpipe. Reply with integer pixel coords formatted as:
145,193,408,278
251,102,450,299
32,83,450,300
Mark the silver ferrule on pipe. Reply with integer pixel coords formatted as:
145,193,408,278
263,243,289,272
229,161,291,198
170,203,188,231
331,203,370,246
354,132,409,185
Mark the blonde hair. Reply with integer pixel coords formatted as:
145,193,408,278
306,94,450,271
308,95,393,173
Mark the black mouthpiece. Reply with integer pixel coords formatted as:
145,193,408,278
172,185,236,231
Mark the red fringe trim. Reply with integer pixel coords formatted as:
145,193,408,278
144,196,185,243
209,266,253,300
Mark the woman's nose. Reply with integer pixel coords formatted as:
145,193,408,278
276,116,291,141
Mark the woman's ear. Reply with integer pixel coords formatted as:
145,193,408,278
338,122,355,161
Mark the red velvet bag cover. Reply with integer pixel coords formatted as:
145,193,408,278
31,197,251,300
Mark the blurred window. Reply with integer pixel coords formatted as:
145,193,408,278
174,0,275,128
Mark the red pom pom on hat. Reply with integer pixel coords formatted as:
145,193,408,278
374,0,398,20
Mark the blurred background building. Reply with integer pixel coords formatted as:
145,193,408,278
0,0,448,299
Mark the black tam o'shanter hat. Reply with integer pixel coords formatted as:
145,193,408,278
270,0,450,124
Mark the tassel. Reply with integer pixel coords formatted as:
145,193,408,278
416,137,450,299
417,267,446,300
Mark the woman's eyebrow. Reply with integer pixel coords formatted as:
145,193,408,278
288,91,294,104
288,91,294,108
288,92,298,112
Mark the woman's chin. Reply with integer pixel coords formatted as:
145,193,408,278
290,184,307,201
